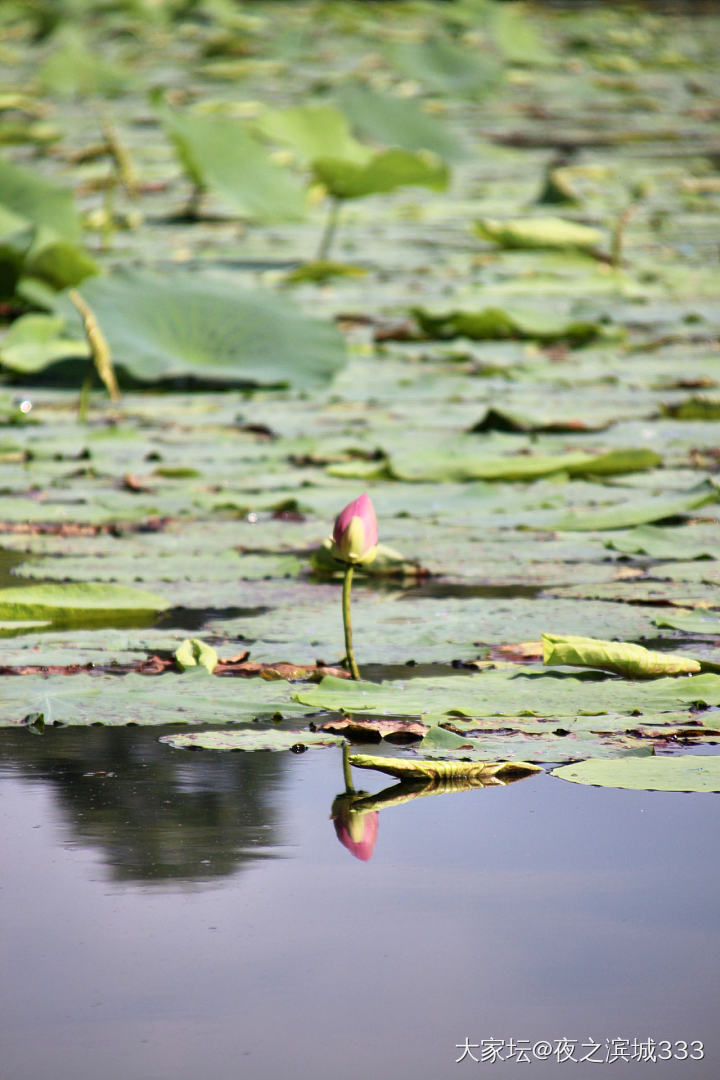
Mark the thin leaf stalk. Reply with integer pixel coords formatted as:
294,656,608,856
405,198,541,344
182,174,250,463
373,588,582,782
68,289,120,403
317,196,341,261
100,113,140,198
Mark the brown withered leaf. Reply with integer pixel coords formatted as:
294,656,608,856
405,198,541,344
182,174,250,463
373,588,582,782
315,715,427,741
490,641,544,663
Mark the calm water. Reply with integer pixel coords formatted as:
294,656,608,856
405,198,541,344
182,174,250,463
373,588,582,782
0,726,718,1080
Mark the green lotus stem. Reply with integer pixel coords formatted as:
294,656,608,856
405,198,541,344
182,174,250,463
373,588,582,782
317,196,341,261
342,742,354,792
342,564,361,680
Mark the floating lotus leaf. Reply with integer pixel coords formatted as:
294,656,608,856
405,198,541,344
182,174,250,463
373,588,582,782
552,756,720,793
412,305,610,346
160,729,344,751
0,583,170,622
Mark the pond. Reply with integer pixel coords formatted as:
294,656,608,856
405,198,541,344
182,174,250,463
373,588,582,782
1,726,717,1080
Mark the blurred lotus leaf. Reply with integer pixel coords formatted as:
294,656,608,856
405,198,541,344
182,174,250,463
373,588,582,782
475,217,603,251
52,268,346,386
312,148,449,201
254,103,369,164
158,106,307,222
388,35,504,98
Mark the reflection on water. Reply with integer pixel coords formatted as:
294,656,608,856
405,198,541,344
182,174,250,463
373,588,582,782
0,726,286,883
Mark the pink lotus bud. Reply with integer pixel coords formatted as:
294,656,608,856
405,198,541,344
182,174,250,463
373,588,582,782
331,493,378,565
332,794,379,861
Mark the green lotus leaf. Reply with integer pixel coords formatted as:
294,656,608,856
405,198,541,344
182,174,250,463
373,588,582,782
542,634,701,678
412,305,610,346
174,638,218,674
388,35,503,98
333,85,466,161
59,269,346,386
0,156,81,242
255,103,369,164
160,729,344,751
475,217,603,251
312,148,449,201
159,107,307,222
0,583,170,622
552,756,720,793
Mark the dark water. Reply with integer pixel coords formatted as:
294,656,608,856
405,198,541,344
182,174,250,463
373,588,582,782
0,726,718,1080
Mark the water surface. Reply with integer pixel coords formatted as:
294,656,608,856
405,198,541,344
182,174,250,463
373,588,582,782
0,727,717,1080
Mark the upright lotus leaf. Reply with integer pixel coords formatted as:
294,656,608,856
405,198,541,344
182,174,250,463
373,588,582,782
0,583,170,621
0,157,81,242
23,230,99,291
159,107,307,222
542,634,701,678
388,35,504,98
552,756,720,793
0,312,87,373
333,85,466,161
0,223,31,299
488,3,555,65
312,149,449,201
174,638,218,674
58,269,346,386
38,27,134,98
254,104,370,164
475,217,603,251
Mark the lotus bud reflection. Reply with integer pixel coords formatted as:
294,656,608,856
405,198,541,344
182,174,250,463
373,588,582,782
331,793,379,862
331,493,378,566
